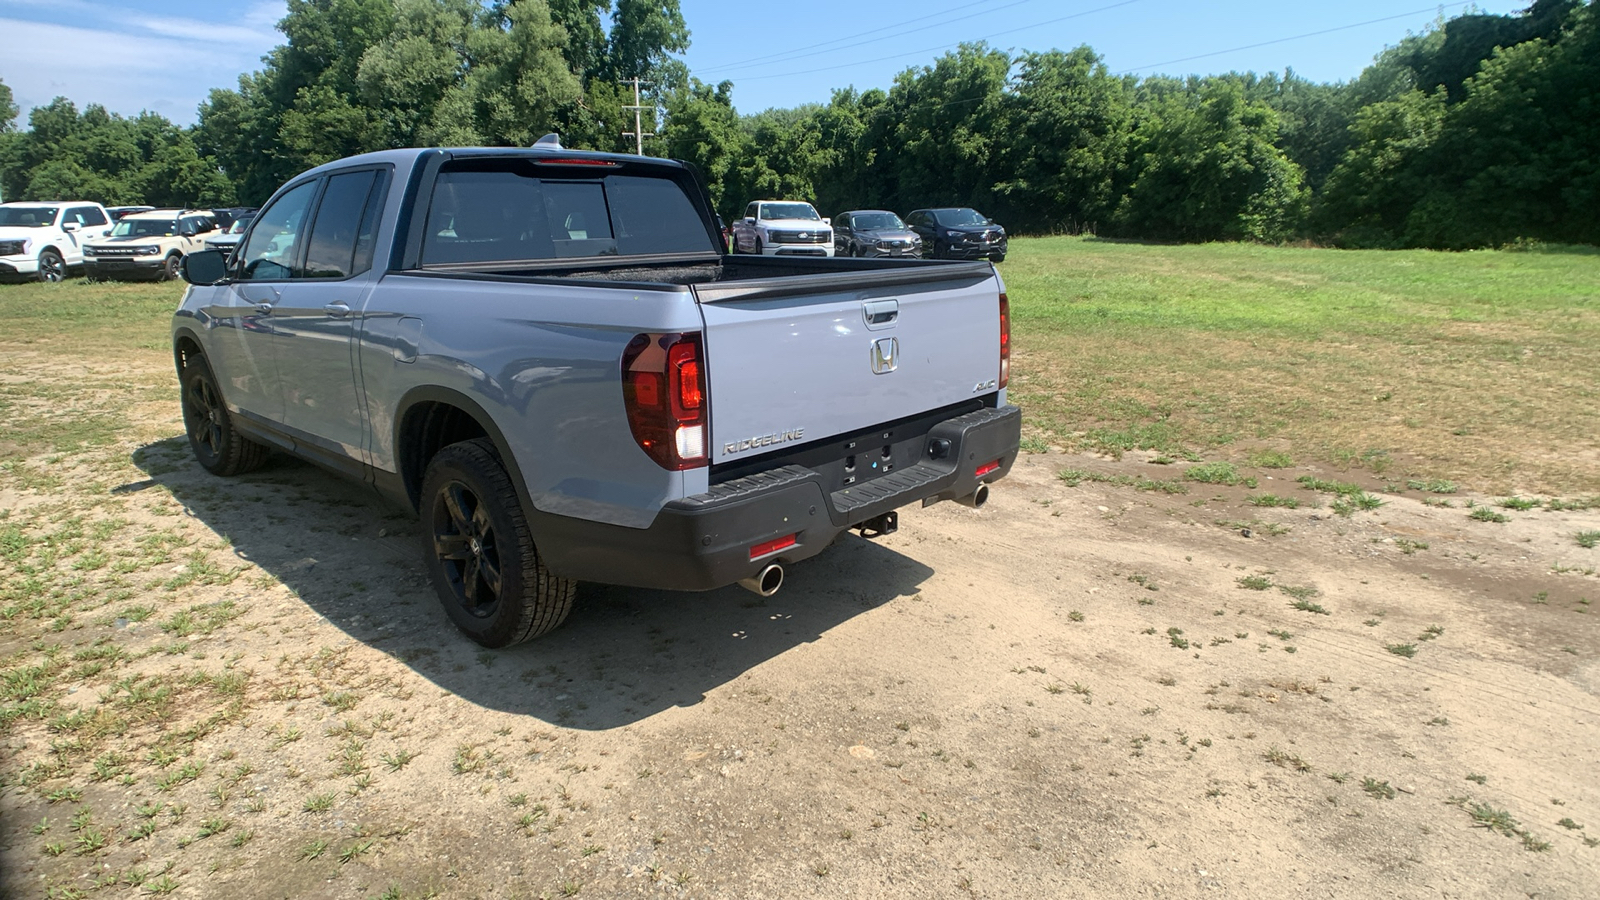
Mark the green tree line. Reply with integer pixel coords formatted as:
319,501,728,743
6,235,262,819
1,0,1594,249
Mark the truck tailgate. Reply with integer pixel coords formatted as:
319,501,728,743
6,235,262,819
693,263,1002,465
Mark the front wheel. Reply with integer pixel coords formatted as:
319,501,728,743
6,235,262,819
180,353,271,476
160,254,181,282
420,439,576,648
37,249,65,283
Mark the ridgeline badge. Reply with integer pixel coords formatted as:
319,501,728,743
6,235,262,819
724,428,805,456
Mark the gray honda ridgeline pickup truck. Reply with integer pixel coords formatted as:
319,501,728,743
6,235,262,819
173,139,1020,648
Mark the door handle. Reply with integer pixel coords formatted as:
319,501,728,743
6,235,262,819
323,301,351,318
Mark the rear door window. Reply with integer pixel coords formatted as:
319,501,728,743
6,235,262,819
302,170,382,279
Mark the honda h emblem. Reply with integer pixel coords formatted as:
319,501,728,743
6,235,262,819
871,337,898,374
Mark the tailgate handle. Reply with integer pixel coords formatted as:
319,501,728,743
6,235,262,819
862,298,898,330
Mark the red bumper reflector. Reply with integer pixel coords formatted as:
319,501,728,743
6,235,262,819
976,460,1000,478
749,534,797,560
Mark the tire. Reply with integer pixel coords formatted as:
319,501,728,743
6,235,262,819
754,237,764,255
180,353,271,476
37,249,65,283
420,439,576,648
991,253,1006,264
160,254,181,282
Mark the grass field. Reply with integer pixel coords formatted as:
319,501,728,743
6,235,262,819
1,237,1597,491
1003,237,1600,494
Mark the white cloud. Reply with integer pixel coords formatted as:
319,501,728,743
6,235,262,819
0,3,285,125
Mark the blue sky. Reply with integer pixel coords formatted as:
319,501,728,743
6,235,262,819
0,0,1530,126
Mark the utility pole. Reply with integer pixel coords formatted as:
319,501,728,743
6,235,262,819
621,77,654,156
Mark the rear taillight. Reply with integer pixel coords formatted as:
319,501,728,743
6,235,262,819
622,332,708,470
998,291,1010,389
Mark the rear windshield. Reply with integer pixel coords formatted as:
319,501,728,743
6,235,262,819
421,160,715,266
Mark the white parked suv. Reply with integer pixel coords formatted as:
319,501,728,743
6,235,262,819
0,202,114,282
82,209,218,281
729,200,834,257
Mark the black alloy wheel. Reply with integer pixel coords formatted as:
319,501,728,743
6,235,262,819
419,439,576,647
431,480,504,622
37,249,65,283
179,353,270,476
187,372,225,461
161,254,181,282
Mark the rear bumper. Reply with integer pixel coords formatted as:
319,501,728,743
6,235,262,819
534,404,1022,591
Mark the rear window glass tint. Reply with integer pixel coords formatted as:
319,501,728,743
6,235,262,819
421,163,712,265
303,170,381,278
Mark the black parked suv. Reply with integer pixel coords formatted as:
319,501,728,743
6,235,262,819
906,207,1007,263
833,210,922,258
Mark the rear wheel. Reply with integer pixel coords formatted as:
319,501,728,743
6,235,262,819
180,353,271,476
420,439,576,648
37,249,64,283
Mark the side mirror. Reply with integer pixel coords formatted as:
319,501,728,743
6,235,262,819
743,217,754,224
62,222,79,233
180,224,198,237
180,249,229,285
823,218,831,226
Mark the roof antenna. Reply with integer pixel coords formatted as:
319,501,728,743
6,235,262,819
533,133,562,150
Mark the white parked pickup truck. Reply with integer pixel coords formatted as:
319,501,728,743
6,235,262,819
729,200,835,257
0,201,114,282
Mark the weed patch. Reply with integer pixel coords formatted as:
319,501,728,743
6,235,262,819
1186,462,1256,488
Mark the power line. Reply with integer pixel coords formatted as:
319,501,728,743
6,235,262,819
1117,2,1474,74
733,0,1144,83
696,0,1043,76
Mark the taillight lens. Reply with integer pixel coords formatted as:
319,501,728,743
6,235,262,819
622,332,708,470
998,291,1010,389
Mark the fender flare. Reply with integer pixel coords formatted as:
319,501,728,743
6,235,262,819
172,325,206,374
391,385,535,517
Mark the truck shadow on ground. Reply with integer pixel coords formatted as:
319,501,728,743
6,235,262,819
132,437,932,731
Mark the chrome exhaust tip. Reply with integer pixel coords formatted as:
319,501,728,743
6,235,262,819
955,483,990,509
738,564,784,597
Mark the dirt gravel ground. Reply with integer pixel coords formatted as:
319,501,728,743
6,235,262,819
3,401,1600,898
